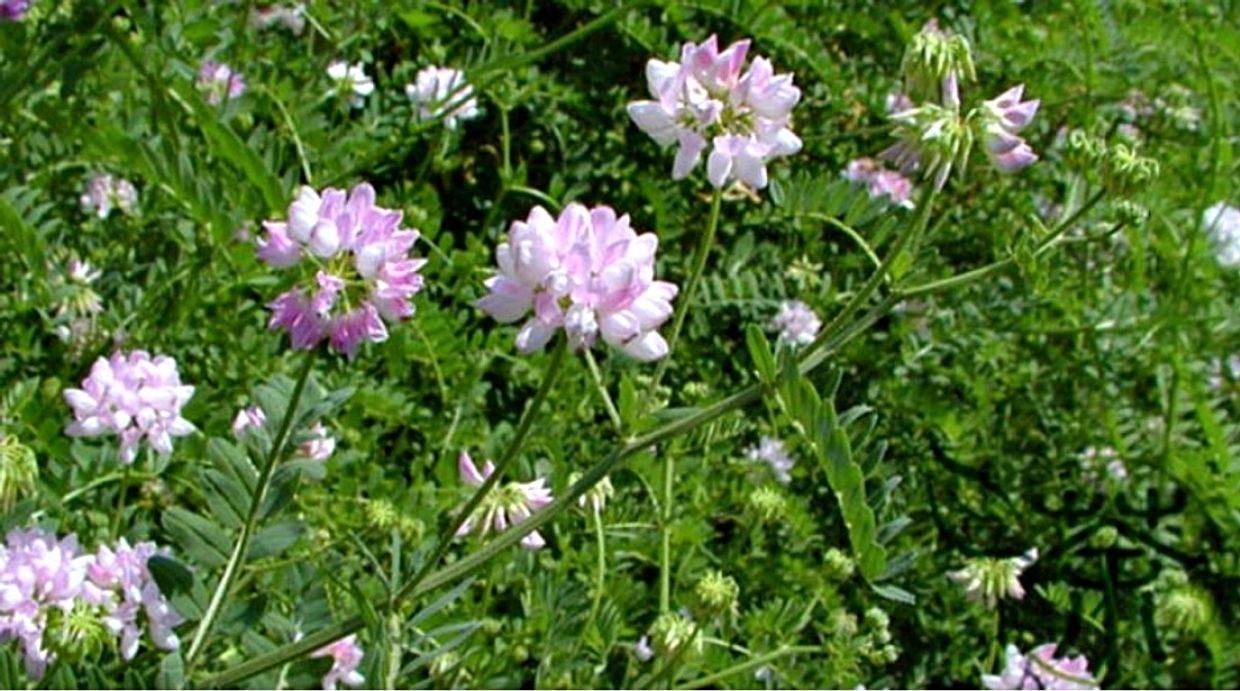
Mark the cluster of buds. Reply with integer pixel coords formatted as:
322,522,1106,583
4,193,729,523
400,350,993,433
63,350,196,464
692,569,740,619
405,66,480,129
197,61,247,105
649,610,702,659
627,35,802,189
982,643,1098,690
0,528,183,679
455,452,554,550
878,21,1040,189
0,432,37,511
570,473,614,515
1153,571,1213,639
257,183,427,358
80,174,138,219
946,548,1038,608
476,203,678,361
52,258,105,350
746,485,787,523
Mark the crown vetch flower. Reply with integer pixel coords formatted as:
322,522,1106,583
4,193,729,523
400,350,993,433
63,351,196,464
0,0,29,21
627,35,801,189
197,61,247,105
406,66,480,129
982,643,1098,690
86,539,184,660
257,183,427,358
455,452,553,550
80,174,138,219
769,300,821,345
232,405,334,462
326,60,374,109
745,436,795,484
978,84,1040,173
476,203,678,362
947,548,1038,608
0,528,93,677
311,634,365,690
843,158,915,209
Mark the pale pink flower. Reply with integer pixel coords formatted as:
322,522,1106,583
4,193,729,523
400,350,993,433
745,436,794,484
327,60,373,109
980,84,1040,173
297,422,335,462
0,528,93,678
476,204,678,361
982,643,1098,690
86,539,184,660
405,66,480,129
63,351,196,464
947,548,1038,608
455,452,553,550
231,405,267,438
80,174,138,219
257,183,427,358
0,0,30,21
885,91,914,114
627,35,801,189
197,61,246,105
769,300,820,345
311,635,365,690
843,158,915,208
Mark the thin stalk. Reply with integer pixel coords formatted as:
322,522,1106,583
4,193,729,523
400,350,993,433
185,353,315,669
658,438,674,613
802,187,939,358
651,188,724,392
674,645,821,690
898,189,1106,300
110,463,132,538
585,349,622,432
395,338,568,604
575,508,608,652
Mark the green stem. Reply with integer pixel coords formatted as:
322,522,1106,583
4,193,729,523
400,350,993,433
673,645,821,690
111,462,132,538
395,338,568,604
185,352,315,670
898,189,1105,300
651,188,724,393
585,349,622,432
577,508,608,650
659,439,674,613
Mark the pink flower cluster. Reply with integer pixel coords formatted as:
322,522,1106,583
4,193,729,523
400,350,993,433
456,452,553,550
476,204,678,361
80,173,138,219
258,183,427,358
769,300,821,345
745,436,795,484
627,35,801,189
843,157,915,209
64,350,196,464
0,0,28,20
311,634,365,690
0,528,182,679
232,405,336,462
980,85,1040,173
982,643,1098,690
197,61,247,105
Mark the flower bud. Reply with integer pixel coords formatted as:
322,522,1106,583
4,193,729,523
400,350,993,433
365,499,399,530
1156,576,1212,638
883,103,974,189
1112,200,1149,227
747,486,787,523
651,611,702,658
0,433,37,512
823,547,856,582
693,570,741,619
900,19,977,106
1104,144,1161,195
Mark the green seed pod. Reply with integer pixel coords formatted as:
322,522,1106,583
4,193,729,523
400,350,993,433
0,433,38,512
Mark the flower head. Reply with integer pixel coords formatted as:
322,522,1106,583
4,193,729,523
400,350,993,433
476,203,678,361
86,539,184,660
745,436,794,484
63,351,196,464
197,61,246,105
1203,202,1240,268
769,300,821,345
982,643,1098,690
455,452,553,550
0,0,29,21
882,102,975,190
327,61,373,109
405,66,480,129
947,548,1038,608
312,635,365,690
0,528,92,677
627,35,801,189
257,183,427,358
80,174,138,219
900,19,976,105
